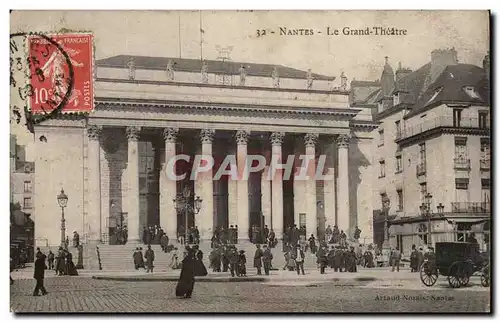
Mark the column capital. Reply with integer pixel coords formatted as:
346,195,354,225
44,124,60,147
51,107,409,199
270,132,285,146
304,133,319,148
86,125,102,140
200,129,215,144
163,127,179,143
235,130,250,145
337,134,351,148
126,126,141,142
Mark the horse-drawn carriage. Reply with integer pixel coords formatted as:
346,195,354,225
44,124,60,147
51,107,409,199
420,242,490,288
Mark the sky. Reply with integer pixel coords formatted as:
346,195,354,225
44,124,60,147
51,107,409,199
9,10,490,159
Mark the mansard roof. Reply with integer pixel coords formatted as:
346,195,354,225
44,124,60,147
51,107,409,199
96,55,336,81
404,64,489,119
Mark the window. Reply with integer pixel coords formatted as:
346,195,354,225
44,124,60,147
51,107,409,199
420,183,427,202
395,155,402,173
463,86,481,99
23,197,32,209
395,120,401,137
23,181,32,193
481,138,490,159
454,137,468,160
455,178,469,190
379,160,386,178
479,111,489,129
453,109,462,127
397,190,404,211
379,130,384,146
482,179,491,190
380,193,389,209
419,143,426,165
393,93,400,106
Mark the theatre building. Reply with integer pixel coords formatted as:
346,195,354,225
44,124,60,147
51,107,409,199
33,55,377,247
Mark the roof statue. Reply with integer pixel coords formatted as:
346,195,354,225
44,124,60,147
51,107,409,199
340,72,348,91
201,61,209,84
238,65,247,86
271,67,280,88
126,57,136,80
166,60,175,80
306,68,314,90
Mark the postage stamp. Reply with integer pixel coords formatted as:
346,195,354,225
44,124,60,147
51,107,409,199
27,33,94,114
9,10,490,314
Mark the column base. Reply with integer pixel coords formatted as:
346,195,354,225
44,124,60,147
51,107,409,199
126,239,142,245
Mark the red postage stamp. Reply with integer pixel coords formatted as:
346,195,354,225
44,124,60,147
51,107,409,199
28,33,94,114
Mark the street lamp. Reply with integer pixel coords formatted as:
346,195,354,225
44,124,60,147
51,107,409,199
173,186,202,243
57,188,68,247
381,197,391,250
419,193,433,247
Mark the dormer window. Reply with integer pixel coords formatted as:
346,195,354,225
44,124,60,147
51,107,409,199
463,86,481,99
427,87,443,105
393,92,400,105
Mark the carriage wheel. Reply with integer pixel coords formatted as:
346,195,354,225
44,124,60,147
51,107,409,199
481,265,490,287
448,262,471,288
420,262,438,287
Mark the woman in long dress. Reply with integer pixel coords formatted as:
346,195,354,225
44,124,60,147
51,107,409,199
176,248,196,298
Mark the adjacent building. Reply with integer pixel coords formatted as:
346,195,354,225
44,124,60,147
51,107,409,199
354,49,491,253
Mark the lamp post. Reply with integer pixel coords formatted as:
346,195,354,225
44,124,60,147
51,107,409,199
381,197,391,250
173,186,202,243
419,193,433,247
57,188,68,247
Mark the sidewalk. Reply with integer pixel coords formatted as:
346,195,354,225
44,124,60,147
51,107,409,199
12,266,418,283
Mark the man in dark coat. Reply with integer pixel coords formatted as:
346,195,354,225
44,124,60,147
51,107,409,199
160,234,169,253
238,250,247,277
327,246,335,268
145,245,155,273
47,250,55,270
33,253,48,296
264,225,269,243
333,247,343,272
317,245,328,274
417,247,424,271
347,247,357,272
253,244,264,275
193,226,200,244
332,225,340,244
229,247,239,277
228,225,234,244
176,247,196,298
65,250,79,276
262,245,273,276
410,244,419,272
55,247,66,276
221,246,230,272
291,245,305,275
308,234,317,254
268,229,276,248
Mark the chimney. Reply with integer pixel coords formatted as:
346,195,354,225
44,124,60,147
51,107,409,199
381,56,395,96
395,61,412,81
429,48,458,84
483,51,490,82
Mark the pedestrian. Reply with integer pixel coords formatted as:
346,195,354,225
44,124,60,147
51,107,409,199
229,247,239,277
33,252,48,296
47,250,55,270
347,246,357,272
253,244,264,275
325,225,333,243
175,247,196,298
391,247,401,272
308,234,317,255
268,229,276,248
262,245,273,275
145,245,155,273
293,245,305,275
410,244,419,272
133,247,143,270
160,234,169,253
221,246,230,272
238,250,247,277
193,245,208,277
55,247,65,275
170,247,182,269
318,246,328,274
65,250,79,276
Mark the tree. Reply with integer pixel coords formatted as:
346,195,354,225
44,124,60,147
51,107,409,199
10,202,21,213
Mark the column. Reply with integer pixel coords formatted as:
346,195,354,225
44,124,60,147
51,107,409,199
304,133,318,238
126,126,141,243
337,134,350,233
261,166,272,229
270,132,284,240
196,129,215,241
160,127,178,239
227,143,238,228
236,130,250,241
86,125,102,243
324,137,336,237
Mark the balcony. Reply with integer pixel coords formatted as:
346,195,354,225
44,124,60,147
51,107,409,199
451,202,490,214
454,157,471,170
395,116,490,143
416,163,426,176
480,159,490,170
